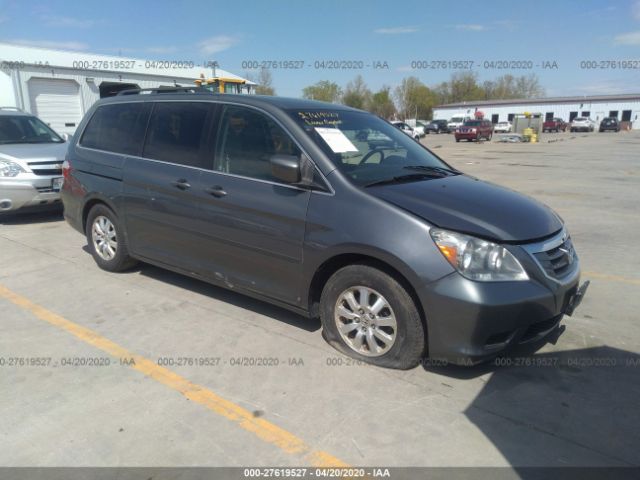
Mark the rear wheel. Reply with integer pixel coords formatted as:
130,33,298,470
85,204,137,272
320,264,425,369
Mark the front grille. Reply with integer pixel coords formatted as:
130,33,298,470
27,161,63,176
532,236,577,279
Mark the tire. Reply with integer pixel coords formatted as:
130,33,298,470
320,264,425,370
85,204,137,272
455,138,460,142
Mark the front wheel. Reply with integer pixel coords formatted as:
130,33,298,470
320,265,425,369
86,204,137,272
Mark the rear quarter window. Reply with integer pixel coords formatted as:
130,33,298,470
80,102,151,155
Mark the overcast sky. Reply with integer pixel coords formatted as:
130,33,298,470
1,0,639,97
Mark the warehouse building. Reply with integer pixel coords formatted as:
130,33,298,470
0,42,254,135
433,94,640,130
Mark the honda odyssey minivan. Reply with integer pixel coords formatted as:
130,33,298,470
61,89,589,369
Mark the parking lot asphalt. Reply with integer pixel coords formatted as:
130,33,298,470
1,130,639,468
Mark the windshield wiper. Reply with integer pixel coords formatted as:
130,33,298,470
364,172,446,188
403,165,460,175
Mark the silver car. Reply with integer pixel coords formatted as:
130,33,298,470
0,108,67,213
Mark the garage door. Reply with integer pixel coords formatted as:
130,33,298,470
28,78,82,135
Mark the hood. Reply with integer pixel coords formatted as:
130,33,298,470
0,142,68,167
367,174,563,242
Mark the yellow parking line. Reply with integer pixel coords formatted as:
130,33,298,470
584,271,640,286
0,283,348,468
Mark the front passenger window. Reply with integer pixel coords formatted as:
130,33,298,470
215,106,301,182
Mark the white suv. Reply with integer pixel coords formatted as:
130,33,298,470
570,117,596,133
0,108,68,213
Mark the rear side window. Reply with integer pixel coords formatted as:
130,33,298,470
143,102,213,168
80,103,150,155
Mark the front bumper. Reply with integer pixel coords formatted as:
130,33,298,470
0,175,62,212
418,233,588,365
455,132,479,140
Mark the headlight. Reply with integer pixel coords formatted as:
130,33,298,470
0,160,26,177
430,228,529,281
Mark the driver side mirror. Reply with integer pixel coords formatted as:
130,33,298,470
270,154,301,184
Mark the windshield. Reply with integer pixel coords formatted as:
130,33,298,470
0,115,64,144
288,109,455,187
463,120,482,126
450,117,464,123
574,117,586,122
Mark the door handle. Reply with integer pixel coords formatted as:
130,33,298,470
204,186,227,198
172,179,191,190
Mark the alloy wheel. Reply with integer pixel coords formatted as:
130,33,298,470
334,286,397,357
91,215,117,261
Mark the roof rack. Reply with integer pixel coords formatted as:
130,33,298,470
0,106,25,111
117,87,215,96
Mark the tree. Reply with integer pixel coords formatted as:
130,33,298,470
448,72,485,103
369,86,396,119
302,80,342,103
432,81,451,106
514,73,545,98
341,75,372,110
482,74,544,100
246,68,275,95
394,77,437,119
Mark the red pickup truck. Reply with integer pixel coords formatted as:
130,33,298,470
542,118,568,132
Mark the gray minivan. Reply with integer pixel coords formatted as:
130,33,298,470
61,89,588,369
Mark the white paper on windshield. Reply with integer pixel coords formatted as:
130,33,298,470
314,127,358,153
